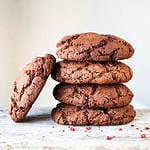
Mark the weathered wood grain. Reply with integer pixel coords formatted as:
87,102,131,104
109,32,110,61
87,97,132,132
0,107,150,150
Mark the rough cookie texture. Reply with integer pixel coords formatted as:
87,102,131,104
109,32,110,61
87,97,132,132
53,84,133,108
56,32,134,61
51,61,133,84
8,54,56,122
51,103,136,125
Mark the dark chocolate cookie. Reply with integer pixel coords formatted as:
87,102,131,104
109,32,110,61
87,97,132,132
56,32,134,61
8,54,56,122
51,103,136,125
53,84,133,108
51,61,133,84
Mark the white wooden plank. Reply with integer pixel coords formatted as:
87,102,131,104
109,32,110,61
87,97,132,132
0,107,150,150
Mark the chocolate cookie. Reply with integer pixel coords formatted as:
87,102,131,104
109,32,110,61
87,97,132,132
8,54,56,122
51,61,133,84
56,32,134,61
51,103,136,125
53,84,133,108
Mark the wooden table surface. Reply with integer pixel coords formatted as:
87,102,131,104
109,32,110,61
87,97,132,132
0,107,150,150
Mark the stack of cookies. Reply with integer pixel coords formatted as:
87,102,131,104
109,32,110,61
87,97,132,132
51,32,136,125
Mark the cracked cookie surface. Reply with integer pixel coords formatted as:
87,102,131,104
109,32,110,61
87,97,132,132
53,84,133,108
8,54,56,122
51,61,133,84
51,103,136,125
56,32,134,61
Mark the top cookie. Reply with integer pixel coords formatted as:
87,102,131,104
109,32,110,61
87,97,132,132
8,54,56,122
56,32,134,61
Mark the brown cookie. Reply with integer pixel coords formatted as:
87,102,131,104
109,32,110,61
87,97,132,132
56,32,134,61
51,103,136,125
51,61,133,84
53,84,133,108
8,54,56,122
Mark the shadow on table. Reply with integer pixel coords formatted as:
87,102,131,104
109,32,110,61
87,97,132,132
23,113,51,123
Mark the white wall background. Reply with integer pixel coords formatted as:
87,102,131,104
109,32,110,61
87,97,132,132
0,0,150,108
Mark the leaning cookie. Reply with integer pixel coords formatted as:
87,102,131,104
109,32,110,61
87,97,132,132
8,54,56,122
53,84,133,108
56,32,134,61
51,61,133,84
51,103,136,125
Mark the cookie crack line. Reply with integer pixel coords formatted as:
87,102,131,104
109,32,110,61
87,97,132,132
10,70,35,117
82,37,122,58
76,39,109,57
57,34,80,47
60,37,117,57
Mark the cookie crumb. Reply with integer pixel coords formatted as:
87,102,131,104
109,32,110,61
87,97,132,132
62,130,65,132
145,127,149,130
86,126,92,130
119,128,123,131
140,134,146,138
70,127,75,131
52,126,54,128
106,136,112,140
140,130,143,132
